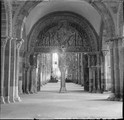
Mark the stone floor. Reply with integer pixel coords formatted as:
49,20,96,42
0,82,123,119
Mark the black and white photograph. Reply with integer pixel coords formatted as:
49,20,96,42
0,0,123,119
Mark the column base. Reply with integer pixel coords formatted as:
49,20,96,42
9,97,15,103
0,96,5,104
59,87,67,93
107,93,121,101
14,96,21,102
92,89,96,93
4,96,10,103
30,91,34,94
25,90,30,94
96,89,102,93
89,89,93,93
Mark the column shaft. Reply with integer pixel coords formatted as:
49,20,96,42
114,40,120,99
118,39,123,100
9,38,16,102
0,38,7,104
77,53,81,84
14,39,23,101
92,67,96,93
101,55,105,93
81,53,84,86
30,66,34,93
97,53,101,92
14,47,21,101
4,38,12,103
59,50,66,93
26,66,31,94
110,43,115,94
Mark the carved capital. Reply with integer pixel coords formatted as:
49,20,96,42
16,38,24,49
102,49,109,56
1,37,8,48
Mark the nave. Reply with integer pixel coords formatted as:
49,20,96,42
1,0,123,119
1,82,122,119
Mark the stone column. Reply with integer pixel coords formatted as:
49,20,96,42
76,53,78,84
113,40,120,100
108,42,115,100
100,54,104,93
43,54,46,85
77,53,80,84
30,66,37,93
88,55,92,92
96,53,101,92
81,53,84,86
4,37,12,103
79,53,82,85
44,54,47,84
59,46,67,93
92,67,96,93
118,38,124,100
22,62,26,94
89,67,93,92
73,53,77,83
9,38,17,102
14,39,24,102
101,51,107,93
30,66,34,93
26,64,31,94
0,37,8,104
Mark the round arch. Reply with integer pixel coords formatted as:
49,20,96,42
27,11,99,53
13,0,115,40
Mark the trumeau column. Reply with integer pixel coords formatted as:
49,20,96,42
4,37,12,103
14,38,24,102
0,37,8,104
59,46,67,93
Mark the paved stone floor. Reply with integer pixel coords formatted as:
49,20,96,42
0,82,123,119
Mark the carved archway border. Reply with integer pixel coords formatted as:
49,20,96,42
27,11,99,53
13,0,115,40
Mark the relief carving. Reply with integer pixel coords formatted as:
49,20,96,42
36,20,92,52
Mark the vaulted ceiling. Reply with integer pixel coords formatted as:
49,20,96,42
25,0,101,35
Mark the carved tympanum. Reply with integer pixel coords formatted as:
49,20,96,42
36,20,91,52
